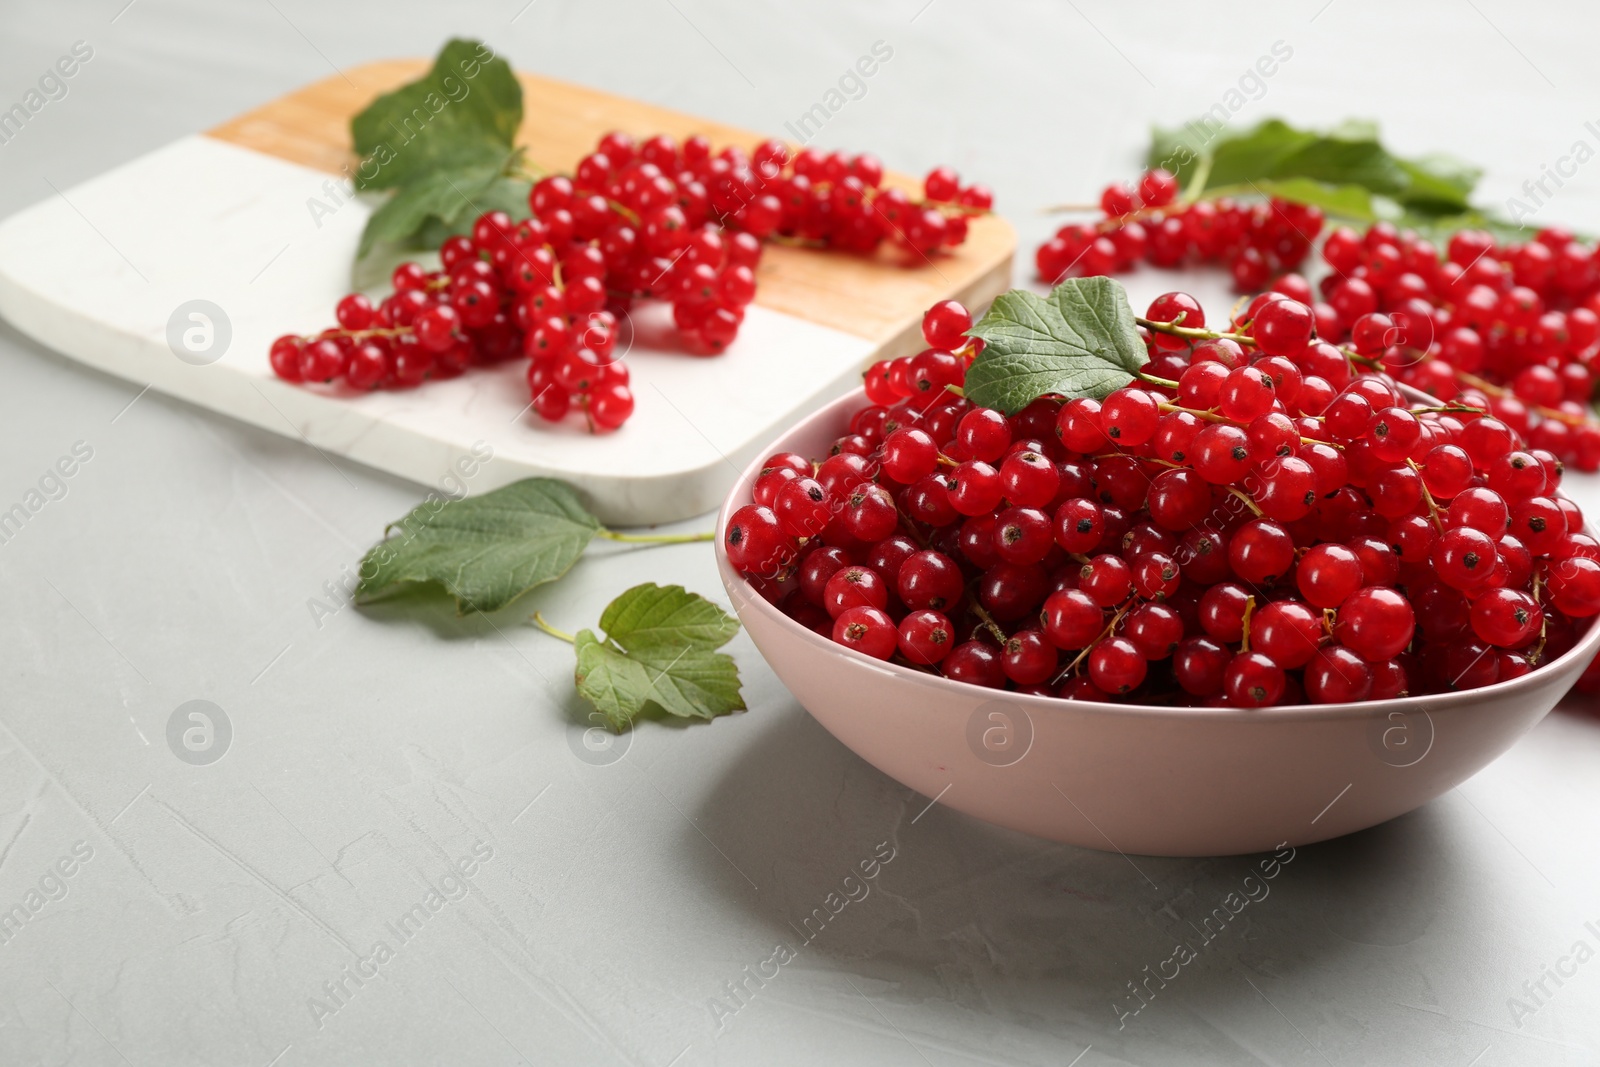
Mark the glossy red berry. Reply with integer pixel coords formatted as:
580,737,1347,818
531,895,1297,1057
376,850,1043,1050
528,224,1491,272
899,610,955,665
1224,652,1285,706
833,606,897,660
1335,586,1415,662
1088,636,1146,694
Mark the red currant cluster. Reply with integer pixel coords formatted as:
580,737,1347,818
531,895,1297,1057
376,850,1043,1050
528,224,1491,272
1035,168,1325,291
1036,170,1600,470
725,291,1600,707
1315,223,1600,468
269,132,989,433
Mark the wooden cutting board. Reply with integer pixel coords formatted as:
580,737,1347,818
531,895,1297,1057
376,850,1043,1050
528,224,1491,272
0,61,1014,523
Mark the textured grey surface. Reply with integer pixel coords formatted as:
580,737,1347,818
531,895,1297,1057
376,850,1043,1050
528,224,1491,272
3,2,1600,1065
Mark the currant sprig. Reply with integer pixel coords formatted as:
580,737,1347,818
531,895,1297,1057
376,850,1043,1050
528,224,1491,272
270,131,990,434
1039,165,1600,471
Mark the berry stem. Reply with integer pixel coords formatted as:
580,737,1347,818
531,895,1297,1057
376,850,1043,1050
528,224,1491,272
1155,400,1337,449
1529,565,1549,664
596,529,717,545
1239,596,1257,653
1138,372,1181,389
1225,486,1264,517
966,598,1010,645
605,199,642,226
1453,368,1584,428
1156,400,1229,425
531,612,576,643
1407,458,1447,533
1135,316,1254,346
1055,599,1135,683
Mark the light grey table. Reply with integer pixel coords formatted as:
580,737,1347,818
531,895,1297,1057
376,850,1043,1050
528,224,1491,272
3,2,1600,1064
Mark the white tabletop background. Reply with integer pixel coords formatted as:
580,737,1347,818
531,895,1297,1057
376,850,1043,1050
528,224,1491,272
3,2,1600,1065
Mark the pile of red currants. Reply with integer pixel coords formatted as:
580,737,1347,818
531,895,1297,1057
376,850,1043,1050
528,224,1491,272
725,288,1600,706
269,131,989,432
1037,169,1600,472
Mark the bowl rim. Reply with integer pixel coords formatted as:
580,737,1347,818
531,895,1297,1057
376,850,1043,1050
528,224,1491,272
715,385,1600,723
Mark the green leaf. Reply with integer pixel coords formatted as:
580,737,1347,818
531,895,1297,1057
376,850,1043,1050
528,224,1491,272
572,584,745,730
1201,119,1324,190
964,277,1146,414
355,160,506,261
1396,155,1481,213
350,39,523,192
596,582,741,651
346,39,530,280
1248,178,1383,223
413,174,532,250
356,478,602,613
1152,116,1486,216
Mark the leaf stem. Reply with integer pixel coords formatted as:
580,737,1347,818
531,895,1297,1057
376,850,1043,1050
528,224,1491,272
597,529,716,545
531,612,575,643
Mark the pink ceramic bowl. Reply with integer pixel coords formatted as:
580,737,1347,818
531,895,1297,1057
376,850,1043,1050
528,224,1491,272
716,388,1600,857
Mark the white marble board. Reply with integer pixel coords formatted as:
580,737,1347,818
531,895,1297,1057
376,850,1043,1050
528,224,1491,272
0,134,880,524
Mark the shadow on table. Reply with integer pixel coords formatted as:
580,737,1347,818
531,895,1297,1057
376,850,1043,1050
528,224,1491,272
683,703,1488,1054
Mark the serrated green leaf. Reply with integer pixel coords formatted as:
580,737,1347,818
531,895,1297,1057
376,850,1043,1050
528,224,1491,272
1249,177,1381,223
1146,116,1558,240
350,39,523,192
1201,119,1323,190
413,174,532,250
356,478,601,613
964,277,1145,414
571,585,745,730
597,582,741,653
1268,136,1408,196
1397,155,1481,213
355,160,505,261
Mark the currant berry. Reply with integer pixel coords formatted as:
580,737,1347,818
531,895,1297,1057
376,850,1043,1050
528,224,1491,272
1228,518,1295,585
823,565,890,618
725,505,793,574
833,606,897,660
1173,636,1230,696
1304,646,1373,703
922,300,972,350
774,477,833,538
943,641,1006,688
1469,588,1541,647
897,550,965,611
1001,630,1058,686
899,610,955,665
1335,586,1415,662
1088,636,1146,694
1224,652,1285,706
